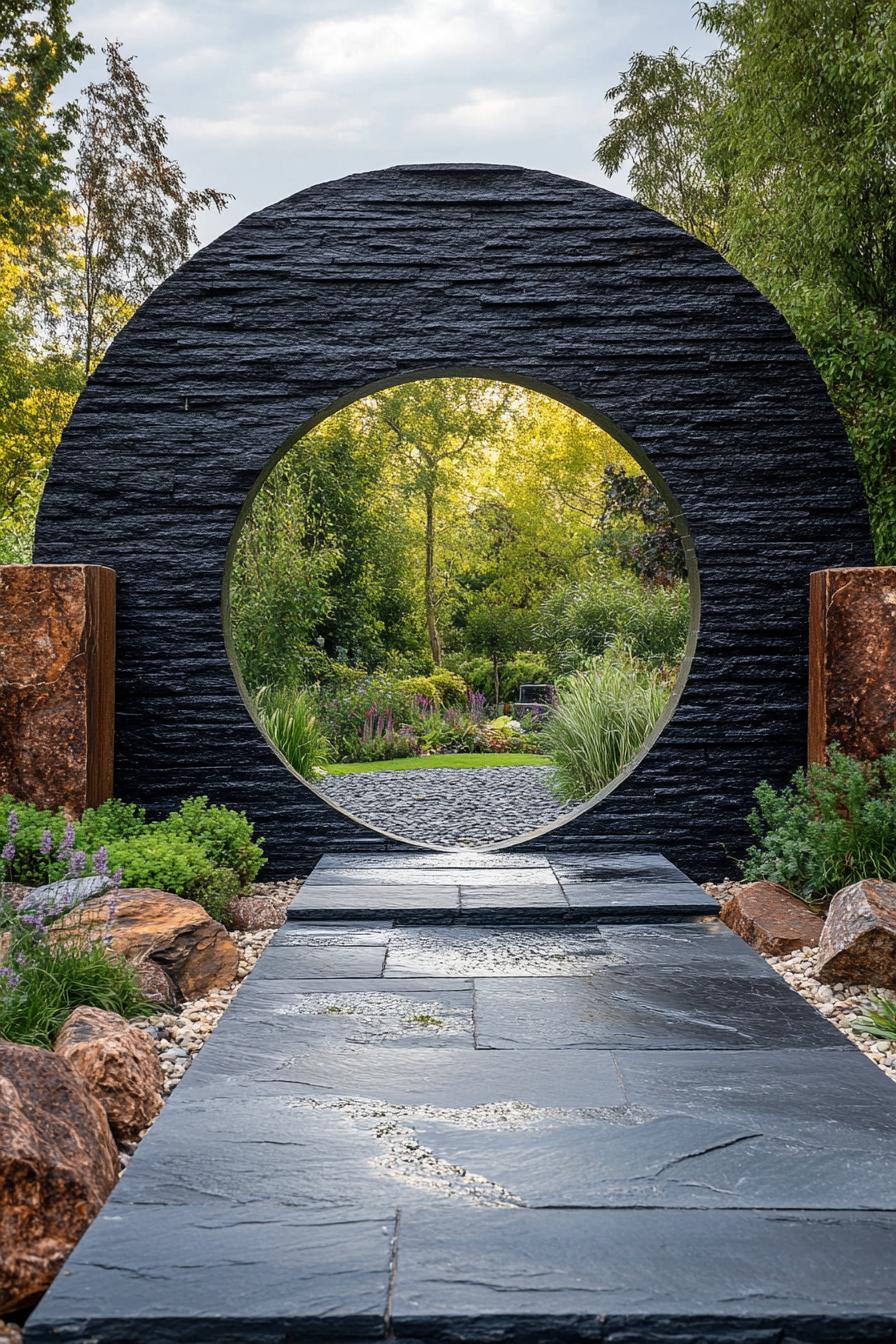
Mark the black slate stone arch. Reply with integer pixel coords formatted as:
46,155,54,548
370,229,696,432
35,163,872,876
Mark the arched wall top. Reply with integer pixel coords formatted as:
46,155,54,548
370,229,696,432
35,163,872,875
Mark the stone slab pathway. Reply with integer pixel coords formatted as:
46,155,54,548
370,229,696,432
27,852,896,1343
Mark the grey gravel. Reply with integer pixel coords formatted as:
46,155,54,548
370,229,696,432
315,764,579,846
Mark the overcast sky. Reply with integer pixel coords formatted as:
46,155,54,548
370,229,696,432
63,0,714,247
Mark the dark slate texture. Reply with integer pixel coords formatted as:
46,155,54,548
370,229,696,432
33,163,873,878
26,852,896,1343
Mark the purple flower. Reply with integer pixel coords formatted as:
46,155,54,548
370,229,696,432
58,822,75,856
1,841,15,863
39,829,54,856
6,810,18,837
0,966,21,991
111,868,124,887
66,848,87,877
92,845,109,876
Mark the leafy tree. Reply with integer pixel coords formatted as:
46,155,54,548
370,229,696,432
598,464,686,585
67,42,230,373
375,378,512,665
0,1,87,250
596,0,896,562
463,605,531,712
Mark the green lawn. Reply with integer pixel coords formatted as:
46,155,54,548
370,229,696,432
324,753,553,775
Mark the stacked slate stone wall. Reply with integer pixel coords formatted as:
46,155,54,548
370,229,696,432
34,164,873,877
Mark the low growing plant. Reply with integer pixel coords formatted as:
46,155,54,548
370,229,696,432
257,685,331,779
0,810,151,1048
741,745,896,903
160,796,264,889
851,993,896,1043
103,831,238,924
542,644,669,802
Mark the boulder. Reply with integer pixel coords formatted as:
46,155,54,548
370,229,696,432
0,1040,117,1314
227,893,286,932
720,881,824,956
54,888,239,1001
135,958,178,1007
54,1007,164,1144
817,879,896,987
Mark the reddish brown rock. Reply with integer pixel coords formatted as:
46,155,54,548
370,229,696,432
817,879,896,986
0,1040,117,1314
54,1006,164,1144
809,566,896,765
227,893,286,932
720,881,824,955
54,888,239,1001
0,564,115,817
135,958,178,1006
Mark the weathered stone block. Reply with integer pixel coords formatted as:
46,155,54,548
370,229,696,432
0,564,115,816
720,881,824,955
817,878,896,987
809,566,896,764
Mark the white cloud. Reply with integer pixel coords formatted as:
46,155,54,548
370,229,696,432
417,87,583,136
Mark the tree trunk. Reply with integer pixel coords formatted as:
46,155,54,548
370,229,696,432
424,491,442,665
493,655,501,715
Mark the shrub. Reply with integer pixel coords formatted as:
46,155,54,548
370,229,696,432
396,675,442,706
542,644,669,802
160,796,265,890
501,652,552,701
536,571,689,673
443,653,493,698
428,669,468,707
103,832,238,923
0,796,68,883
77,799,147,851
741,745,896,903
257,685,331,779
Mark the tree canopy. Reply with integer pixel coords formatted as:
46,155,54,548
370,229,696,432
596,0,896,561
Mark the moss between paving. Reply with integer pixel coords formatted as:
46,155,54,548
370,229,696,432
323,753,553,775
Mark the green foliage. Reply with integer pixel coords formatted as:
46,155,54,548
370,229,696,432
159,796,264,890
0,793,67,882
851,993,896,1043
0,935,150,1050
1,791,265,921
536,572,689,673
542,645,670,802
741,746,896,903
501,652,552,700
0,1,88,248
396,675,442,706
257,686,331,780
76,798,147,851
596,0,896,561
428,668,468,707
103,831,237,924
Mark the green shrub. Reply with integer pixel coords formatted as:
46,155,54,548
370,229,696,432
0,893,152,1049
77,799,147,851
103,832,238,923
536,571,689,673
257,686,331,779
741,746,896,903
396,675,442,706
541,644,669,802
428,669,468,707
160,796,265,890
501,652,552,700
443,654,493,698
0,796,68,883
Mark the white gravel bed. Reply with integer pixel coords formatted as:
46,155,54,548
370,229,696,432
702,881,896,1085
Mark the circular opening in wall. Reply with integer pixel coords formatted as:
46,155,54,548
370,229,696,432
223,371,698,850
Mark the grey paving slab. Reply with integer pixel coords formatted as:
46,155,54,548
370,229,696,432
28,851,896,1343
26,1204,395,1343
315,851,553,870
305,867,555,888
473,970,847,1050
383,927,611,978
391,1207,896,1343
249,944,388,980
561,877,718,915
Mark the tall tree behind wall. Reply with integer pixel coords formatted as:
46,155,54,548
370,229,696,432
0,29,229,560
596,0,896,562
